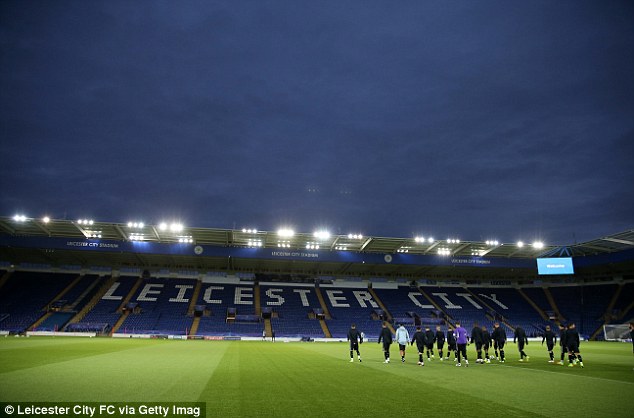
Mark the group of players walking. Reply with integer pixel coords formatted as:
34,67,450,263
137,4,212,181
347,321,584,368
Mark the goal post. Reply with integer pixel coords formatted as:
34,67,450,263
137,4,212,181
602,324,631,341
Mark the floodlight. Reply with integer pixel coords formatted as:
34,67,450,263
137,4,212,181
277,228,295,238
159,222,167,231
170,223,183,233
517,241,524,248
42,216,50,224
428,237,434,243
314,230,331,240
532,241,544,249
13,214,27,222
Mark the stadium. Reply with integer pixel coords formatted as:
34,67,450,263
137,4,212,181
1,215,633,417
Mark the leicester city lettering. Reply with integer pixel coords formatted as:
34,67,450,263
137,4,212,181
100,282,509,310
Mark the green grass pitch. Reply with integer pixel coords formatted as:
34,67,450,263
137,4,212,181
1,337,633,417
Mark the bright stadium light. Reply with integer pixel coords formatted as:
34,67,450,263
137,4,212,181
428,237,434,243
313,230,331,240
170,223,183,233
42,216,50,224
158,222,168,231
277,228,295,238
532,241,545,249
13,214,27,222
517,241,524,248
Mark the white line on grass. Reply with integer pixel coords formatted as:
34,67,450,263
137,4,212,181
488,363,634,385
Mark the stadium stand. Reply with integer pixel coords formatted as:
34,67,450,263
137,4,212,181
0,271,76,332
320,285,382,338
423,287,493,331
117,277,195,335
194,282,264,337
550,284,617,338
1,269,628,341
372,285,444,337
466,287,550,337
72,276,138,333
262,284,324,338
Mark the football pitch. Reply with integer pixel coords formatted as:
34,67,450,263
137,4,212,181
1,337,632,418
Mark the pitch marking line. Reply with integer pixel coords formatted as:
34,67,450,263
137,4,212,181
488,362,634,385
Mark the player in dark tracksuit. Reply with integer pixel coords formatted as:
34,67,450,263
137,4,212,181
424,326,436,360
377,322,393,363
435,326,446,361
471,323,484,363
481,325,492,363
542,325,557,363
566,323,584,368
347,324,363,362
491,322,507,362
446,328,457,361
558,324,569,365
411,326,427,366
514,326,529,361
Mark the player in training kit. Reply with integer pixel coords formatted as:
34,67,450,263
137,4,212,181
630,323,634,353
347,324,363,362
377,322,393,363
446,328,457,361
481,325,492,363
411,326,427,366
558,324,568,365
453,322,469,367
471,323,484,363
435,326,446,361
395,324,410,363
542,325,557,363
566,323,584,368
424,326,435,360
514,326,529,361
491,322,507,362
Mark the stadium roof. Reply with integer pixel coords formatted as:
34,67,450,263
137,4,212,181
1,216,632,258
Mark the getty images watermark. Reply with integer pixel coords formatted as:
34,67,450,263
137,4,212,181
1,403,205,417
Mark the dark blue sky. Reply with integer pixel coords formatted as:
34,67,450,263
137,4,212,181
1,1,633,245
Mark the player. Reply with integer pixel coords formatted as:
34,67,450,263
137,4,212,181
377,322,393,363
424,326,435,360
347,324,363,363
435,325,446,361
471,322,484,363
411,326,427,366
566,323,584,368
542,325,557,363
446,327,457,361
262,329,266,341
630,322,634,371
558,324,568,365
491,322,507,363
514,326,529,362
481,325,492,363
453,321,469,367
395,323,410,363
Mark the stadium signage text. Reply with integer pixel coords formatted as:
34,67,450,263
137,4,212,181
102,282,510,311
